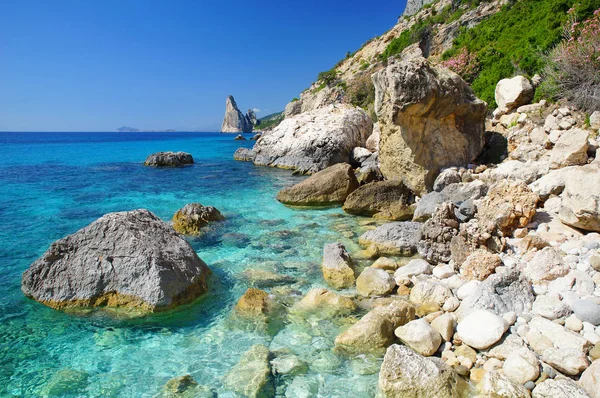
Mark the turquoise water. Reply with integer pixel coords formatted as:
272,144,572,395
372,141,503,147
0,132,380,397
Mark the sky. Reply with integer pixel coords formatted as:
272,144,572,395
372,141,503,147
0,0,408,132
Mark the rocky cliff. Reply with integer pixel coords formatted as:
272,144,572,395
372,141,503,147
403,0,436,16
221,95,253,133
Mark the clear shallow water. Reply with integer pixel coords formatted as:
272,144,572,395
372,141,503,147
0,132,380,397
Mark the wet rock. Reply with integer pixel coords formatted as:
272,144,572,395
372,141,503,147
276,163,359,206
378,344,467,398
559,164,600,232
532,378,590,398
456,269,534,320
495,76,534,114
284,376,319,398
271,355,308,376
289,288,355,320
476,179,538,237
41,369,89,397
335,300,415,353
160,375,214,398
240,269,296,288
461,249,502,281
223,345,273,398
144,151,193,167
395,319,442,356
358,221,422,255
356,267,396,297
252,105,372,174
234,148,256,161
542,348,589,376
343,180,415,220
235,288,271,317
321,242,355,290
457,310,509,350
22,209,211,312
172,203,224,235
373,57,486,195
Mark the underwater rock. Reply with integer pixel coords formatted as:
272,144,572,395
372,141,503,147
144,151,193,167
289,288,356,320
172,203,224,235
235,288,271,317
160,375,214,398
234,147,256,161
223,345,274,398
22,209,211,312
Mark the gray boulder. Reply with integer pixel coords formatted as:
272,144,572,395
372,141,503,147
144,151,193,167
456,269,534,321
234,148,256,162
358,222,422,255
21,209,211,312
414,180,487,221
252,105,372,174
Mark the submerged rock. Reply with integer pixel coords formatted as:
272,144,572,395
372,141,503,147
358,222,422,255
335,301,415,354
172,203,224,235
235,288,271,317
144,151,193,167
321,242,355,290
289,288,356,320
276,163,359,206
160,375,214,398
343,179,415,220
234,134,246,140
252,104,372,174
373,57,486,195
223,345,273,398
378,344,467,398
22,209,211,312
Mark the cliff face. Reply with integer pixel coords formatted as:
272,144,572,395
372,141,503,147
221,95,253,133
403,0,436,16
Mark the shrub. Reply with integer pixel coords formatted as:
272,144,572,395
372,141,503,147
542,7,600,111
441,48,480,82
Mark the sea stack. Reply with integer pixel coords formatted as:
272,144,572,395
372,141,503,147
221,95,253,133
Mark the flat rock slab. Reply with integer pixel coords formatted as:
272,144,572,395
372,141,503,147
358,222,422,255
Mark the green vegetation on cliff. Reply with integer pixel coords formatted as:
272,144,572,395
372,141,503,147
256,111,284,131
442,0,600,106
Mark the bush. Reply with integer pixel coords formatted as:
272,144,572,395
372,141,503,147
441,48,480,82
542,8,600,111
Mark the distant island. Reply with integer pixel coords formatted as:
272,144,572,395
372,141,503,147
117,126,177,133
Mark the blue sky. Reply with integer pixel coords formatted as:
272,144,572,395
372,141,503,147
0,0,407,132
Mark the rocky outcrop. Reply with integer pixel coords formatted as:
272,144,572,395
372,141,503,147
252,105,372,174
21,209,211,312
276,163,359,206
378,344,467,398
403,0,436,16
172,203,224,235
246,109,257,126
144,152,193,167
559,164,600,232
373,57,486,194
233,148,256,161
343,180,415,220
221,95,253,133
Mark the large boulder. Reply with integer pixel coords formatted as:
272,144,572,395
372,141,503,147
550,129,589,169
21,209,211,312
172,203,224,235
335,301,415,353
342,180,415,220
373,57,486,195
276,163,359,206
495,76,534,114
221,95,253,133
378,344,467,398
358,222,422,255
233,148,256,162
321,243,355,289
559,164,600,232
252,104,372,174
144,151,193,167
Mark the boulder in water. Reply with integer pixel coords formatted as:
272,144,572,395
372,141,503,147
21,209,211,312
172,203,224,235
144,151,193,167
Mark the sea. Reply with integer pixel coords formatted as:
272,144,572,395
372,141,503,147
0,132,382,397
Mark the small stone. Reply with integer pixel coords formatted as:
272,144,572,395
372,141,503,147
372,257,399,271
565,314,584,332
394,259,431,282
432,264,455,279
431,313,456,342
443,297,460,312
394,319,442,356
454,344,477,363
590,343,600,361
457,310,509,350
461,248,501,282
573,299,600,326
502,348,539,384
483,358,504,372
524,381,535,391
532,294,572,320
356,267,396,297
503,312,517,326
